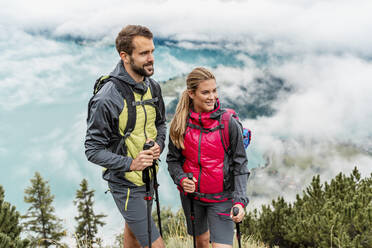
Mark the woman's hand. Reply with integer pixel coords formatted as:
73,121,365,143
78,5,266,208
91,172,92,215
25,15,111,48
181,177,197,193
230,204,245,223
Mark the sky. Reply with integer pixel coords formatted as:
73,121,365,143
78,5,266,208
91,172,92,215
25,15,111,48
1,0,372,246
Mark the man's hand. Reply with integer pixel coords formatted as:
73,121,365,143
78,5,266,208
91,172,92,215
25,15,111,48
181,177,197,193
230,204,245,223
129,149,154,171
146,138,161,160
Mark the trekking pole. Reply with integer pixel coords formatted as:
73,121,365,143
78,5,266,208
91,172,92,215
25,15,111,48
145,141,163,237
143,142,154,248
186,173,196,248
152,164,163,237
233,207,242,248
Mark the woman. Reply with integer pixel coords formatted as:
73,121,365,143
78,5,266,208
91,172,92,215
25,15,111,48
167,67,249,248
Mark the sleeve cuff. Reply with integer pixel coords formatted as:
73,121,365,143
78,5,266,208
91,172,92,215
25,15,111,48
179,177,187,186
155,139,164,153
125,157,133,172
233,202,245,208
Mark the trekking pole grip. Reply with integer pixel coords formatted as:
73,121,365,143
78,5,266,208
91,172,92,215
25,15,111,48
142,140,154,186
187,173,193,180
186,173,194,197
233,206,243,224
233,207,239,217
143,140,155,150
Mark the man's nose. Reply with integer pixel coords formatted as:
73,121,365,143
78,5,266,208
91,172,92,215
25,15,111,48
148,53,154,62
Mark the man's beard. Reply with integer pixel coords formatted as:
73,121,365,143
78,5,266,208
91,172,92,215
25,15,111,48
130,59,154,77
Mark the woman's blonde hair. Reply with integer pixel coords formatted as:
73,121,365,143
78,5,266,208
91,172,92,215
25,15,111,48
169,67,215,149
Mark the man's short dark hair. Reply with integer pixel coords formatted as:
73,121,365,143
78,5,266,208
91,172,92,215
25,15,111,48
115,25,153,55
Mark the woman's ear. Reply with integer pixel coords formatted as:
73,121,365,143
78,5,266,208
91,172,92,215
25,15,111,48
187,90,194,100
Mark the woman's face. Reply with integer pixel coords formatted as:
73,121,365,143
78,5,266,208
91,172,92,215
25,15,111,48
188,79,218,113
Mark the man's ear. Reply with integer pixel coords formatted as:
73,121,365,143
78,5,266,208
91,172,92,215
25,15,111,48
119,51,130,64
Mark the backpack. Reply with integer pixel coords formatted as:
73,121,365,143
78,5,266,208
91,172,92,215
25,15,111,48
220,109,251,154
87,75,161,154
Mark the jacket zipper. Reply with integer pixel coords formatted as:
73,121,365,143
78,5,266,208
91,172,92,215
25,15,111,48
141,94,148,140
141,93,153,180
197,113,202,193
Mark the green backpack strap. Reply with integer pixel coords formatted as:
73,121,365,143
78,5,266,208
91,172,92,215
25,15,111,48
109,77,136,139
93,75,110,94
87,75,111,121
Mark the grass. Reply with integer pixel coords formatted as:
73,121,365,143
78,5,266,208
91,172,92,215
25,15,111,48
159,207,270,248
165,234,270,248
46,229,269,248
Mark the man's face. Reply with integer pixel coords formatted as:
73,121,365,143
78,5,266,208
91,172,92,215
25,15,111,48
128,36,155,77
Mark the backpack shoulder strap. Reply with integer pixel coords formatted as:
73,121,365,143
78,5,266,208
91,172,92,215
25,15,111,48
145,79,163,121
220,110,232,154
148,78,159,93
87,75,111,121
220,108,242,153
93,75,110,94
147,78,160,105
109,77,136,139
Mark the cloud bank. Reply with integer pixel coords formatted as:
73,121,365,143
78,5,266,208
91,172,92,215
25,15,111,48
1,0,372,56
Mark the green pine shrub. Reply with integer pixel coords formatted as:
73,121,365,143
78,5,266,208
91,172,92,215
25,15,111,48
74,178,106,247
242,167,372,248
22,172,66,247
0,185,29,248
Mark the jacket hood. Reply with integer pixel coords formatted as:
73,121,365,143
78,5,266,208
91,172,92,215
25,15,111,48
189,98,224,121
109,60,151,94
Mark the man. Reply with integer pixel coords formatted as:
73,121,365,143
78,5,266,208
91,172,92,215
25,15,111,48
85,25,166,248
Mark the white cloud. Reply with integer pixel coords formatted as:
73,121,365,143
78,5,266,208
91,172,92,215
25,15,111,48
267,54,372,142
155,53,195,81
0,25,118,111
0,28,77,110
213,54,372,145
1,0,371,55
